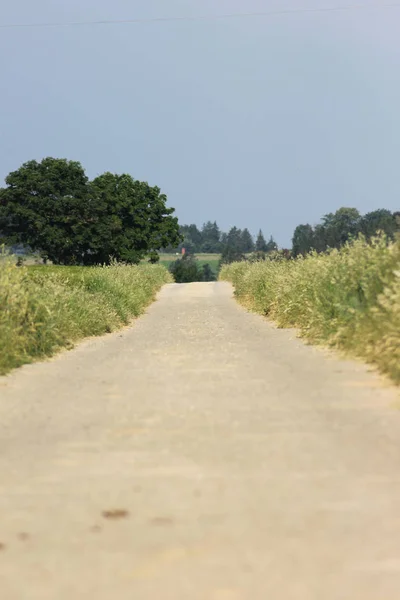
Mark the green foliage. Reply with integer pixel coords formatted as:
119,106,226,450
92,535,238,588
292,207,399,255
360,209,398,239
148,251,160,264
157,254,220,277
255,230,268,252
163,222,278,256
265,235,278,253
220,228,278,265
0,158,180,265
221,227,246,265
248,248,292,263
0,257,172,374
176,224,201,254
186,224,203,248
87,172,180,264
16,256,25,267
200,221,222,253
220,235,400,384
168,254,216,283
322,207,361,249
292,224,314,256
0,158,89,264
248,250,267,263
201,263,216,282
240,228,255,253
169,254,200,283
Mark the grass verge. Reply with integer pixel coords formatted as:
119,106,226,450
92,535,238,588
220,236,400,384
0,261,172,375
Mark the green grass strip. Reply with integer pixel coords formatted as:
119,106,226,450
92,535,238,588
0,260,172,375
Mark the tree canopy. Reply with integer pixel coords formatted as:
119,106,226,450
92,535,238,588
0,158,180,265
200,221,222,253
168,254,216,283
292,207,399,256
240,228,255,253
292,224,314,256
360,209,398,239
265,235,278,253
255,230,268,252
220,227,246,265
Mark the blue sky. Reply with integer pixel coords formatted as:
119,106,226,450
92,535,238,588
1,1,399,246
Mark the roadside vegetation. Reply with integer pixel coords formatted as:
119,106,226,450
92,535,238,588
220,235,400,384
164,208,399,263
1,156,399,378
168,254,217,283
0,259,172,375
151,253,220,281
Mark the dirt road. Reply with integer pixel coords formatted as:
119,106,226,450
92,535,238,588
1,282,400,599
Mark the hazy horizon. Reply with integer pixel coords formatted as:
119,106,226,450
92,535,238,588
1,1,399,246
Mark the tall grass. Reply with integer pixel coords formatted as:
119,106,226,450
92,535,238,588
0,260,172,374
220,236,400,383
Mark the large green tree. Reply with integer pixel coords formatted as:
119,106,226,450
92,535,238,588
0,158,89,264
0,158,180,265
255,229,268,252
186,224,203,249
221,227,245,264
360,209,397,240
175,224,202,254
240,228,255,253
265,235,278,253
322,207,361,249
313,224,328,253
201,221,221,253
86,172,180,264
292,224,314,256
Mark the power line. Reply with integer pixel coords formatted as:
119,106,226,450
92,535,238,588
0,2,400,30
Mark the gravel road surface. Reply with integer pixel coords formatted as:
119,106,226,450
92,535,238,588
1,282,400,599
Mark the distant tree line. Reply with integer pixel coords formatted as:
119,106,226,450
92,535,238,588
163,221,278,264
2,158,397,269
172,207,400,269
292,207,399,256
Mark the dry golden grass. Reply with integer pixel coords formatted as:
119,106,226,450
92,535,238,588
0,258,172,374
220,236,400,384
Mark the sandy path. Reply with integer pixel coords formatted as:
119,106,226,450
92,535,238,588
0,282,399,599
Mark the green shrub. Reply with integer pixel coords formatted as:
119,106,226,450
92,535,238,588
169,255,216,283
220,235,400,383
